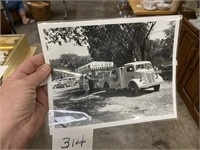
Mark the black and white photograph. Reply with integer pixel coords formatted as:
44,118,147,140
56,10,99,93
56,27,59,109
38,16,181,130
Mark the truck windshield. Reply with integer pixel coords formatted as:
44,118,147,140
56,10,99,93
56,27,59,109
136,63,153,70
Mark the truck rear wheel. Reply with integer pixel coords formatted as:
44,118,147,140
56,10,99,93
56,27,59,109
129,82,139,96
104,82,110,91
153,85,160,91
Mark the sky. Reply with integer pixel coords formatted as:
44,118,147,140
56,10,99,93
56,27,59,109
48,39,89,60
149,21,171,40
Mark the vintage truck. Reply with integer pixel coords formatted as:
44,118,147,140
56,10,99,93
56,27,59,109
98,61,163,95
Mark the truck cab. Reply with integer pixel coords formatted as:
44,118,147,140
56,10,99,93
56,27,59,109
100,61,163,95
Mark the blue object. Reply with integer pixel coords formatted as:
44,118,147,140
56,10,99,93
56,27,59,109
1,1,17,33
118,0,128,3
5,0,24,12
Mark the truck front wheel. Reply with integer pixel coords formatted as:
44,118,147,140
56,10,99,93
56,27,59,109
153,85,160,91
129,82,139,96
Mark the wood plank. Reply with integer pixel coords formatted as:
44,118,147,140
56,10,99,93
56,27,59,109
177,17,199,127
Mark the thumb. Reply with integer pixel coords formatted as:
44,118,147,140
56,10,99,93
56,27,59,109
25,63,51,87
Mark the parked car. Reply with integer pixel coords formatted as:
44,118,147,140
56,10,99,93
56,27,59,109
52,79,69,89
160,64,172,80
62,77,78,86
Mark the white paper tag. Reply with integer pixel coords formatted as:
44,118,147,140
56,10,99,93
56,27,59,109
53,128,93,150
0,65,8,78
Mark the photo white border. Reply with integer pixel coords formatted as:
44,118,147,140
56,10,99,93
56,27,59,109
38,15,182,134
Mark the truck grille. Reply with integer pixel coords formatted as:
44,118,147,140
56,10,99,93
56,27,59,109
144,72,155,84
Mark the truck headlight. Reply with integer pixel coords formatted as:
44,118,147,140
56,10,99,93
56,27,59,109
139,76,143,82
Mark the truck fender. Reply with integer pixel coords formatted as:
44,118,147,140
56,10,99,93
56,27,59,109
155,74,164,83
128,79,142,89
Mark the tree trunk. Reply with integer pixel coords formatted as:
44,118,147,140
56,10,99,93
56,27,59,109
141,40,146,61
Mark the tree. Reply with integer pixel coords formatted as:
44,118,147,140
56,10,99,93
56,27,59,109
49,59,64,79
160,21,175,61
123,22,157,61
60,54,91,71
43,26,87,50
43,21,157,67
50,59,63,69
82,22,156,66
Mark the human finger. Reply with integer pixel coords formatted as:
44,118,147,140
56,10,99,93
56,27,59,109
10,53,45,79
25,63,51,87
36,87,49,111
41,85,48,95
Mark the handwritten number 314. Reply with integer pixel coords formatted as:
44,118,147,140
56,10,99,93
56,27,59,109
61,135,86,149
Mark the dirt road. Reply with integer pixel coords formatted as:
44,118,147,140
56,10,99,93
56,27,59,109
53,81,174,127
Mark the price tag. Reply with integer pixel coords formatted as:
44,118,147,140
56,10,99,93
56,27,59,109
53,128,93,150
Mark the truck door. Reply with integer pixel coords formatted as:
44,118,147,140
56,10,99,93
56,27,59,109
119,67,125,89
124,65,135,88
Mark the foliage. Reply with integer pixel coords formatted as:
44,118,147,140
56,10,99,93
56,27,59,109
50,54,91,72
60,53,91,71
50,59,63,69
43,27,87,50
44,21,175,68
160,21,175,60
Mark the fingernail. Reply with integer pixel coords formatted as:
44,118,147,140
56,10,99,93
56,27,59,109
41,64,51,72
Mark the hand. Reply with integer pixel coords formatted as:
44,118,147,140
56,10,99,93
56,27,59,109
0,53,51,149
